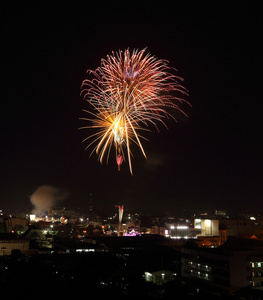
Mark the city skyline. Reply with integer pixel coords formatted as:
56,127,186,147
1,2,262,216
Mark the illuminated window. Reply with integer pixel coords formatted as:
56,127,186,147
194,219,201,229
204,219,211,226
204,219,212,235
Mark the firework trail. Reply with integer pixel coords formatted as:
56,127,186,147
80,48,189,174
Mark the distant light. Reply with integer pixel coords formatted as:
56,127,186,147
177,226,188,229
30,214,36,221
250,217,256,220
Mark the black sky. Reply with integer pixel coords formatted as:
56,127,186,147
1,1,262,216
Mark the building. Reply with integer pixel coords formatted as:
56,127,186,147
0,234,29,255
165,223,191,239
219,217,263,238
181,237,263,296
23,228,53,250
5,217,29,233
192,218,228,248
194,218,219,236
144,270,177,285
53,239,108,253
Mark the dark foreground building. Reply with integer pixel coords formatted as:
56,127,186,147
181,237,263,297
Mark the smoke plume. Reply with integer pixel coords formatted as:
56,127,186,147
30,185,68,217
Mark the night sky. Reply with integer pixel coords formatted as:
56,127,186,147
1,1,262,216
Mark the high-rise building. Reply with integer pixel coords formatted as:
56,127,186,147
181,238,263,295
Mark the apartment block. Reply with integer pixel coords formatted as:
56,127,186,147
181,238,263,296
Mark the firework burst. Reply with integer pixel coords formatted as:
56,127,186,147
80,48,189,174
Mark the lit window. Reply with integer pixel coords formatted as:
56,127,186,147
204,219,211,226
194,219,201,229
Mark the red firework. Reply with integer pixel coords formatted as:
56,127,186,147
80,48,189,174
